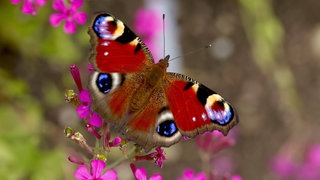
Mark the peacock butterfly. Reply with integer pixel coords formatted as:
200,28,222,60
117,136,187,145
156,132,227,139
87,13,239,152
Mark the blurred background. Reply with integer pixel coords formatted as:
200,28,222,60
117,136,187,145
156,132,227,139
1,0,320,179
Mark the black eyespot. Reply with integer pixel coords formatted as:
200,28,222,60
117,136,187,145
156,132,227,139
156,120,178,137
96,73,112,94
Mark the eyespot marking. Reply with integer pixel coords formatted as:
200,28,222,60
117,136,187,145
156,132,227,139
96,73,112,94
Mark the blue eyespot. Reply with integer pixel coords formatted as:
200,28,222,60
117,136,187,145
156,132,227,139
96,73,112,94
156,120,178,137
93,15,107,36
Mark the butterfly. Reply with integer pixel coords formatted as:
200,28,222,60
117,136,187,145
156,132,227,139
87,13,239,152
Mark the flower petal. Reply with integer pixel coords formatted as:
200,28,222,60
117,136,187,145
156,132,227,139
90,160,106,178
52,0,66,12
35,0,46,6
76,104,90,118
89,112,103,127
100,170,118,180
49,13,65,27
150,174,162,180
109,137,122,147
64,20,77,34
306,144,320,165
74,165,92,180
70,65,83,91
22,0,36,15
183,169,195,178
79,90,91,103
134,168,147,180
88,63,94,72
11,0,21,5
270,155,297,178
70,0,83,9
231,175,242,180
74,12,87,25
134,9,161,37
194,172,207,180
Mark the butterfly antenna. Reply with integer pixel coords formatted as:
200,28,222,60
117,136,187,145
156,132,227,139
162,14,166,58
169,43,213,62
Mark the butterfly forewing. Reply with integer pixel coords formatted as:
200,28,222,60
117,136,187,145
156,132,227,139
88,13,155,73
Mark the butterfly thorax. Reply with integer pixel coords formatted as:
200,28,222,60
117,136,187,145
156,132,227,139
129,56,170,112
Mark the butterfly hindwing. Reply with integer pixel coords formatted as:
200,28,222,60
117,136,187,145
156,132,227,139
123,87,182,151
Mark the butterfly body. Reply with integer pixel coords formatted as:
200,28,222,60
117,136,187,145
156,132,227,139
88,13,239,151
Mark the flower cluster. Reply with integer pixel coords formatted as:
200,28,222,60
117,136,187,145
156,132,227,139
50,0,87,34
66,64,168,179
11,0,46,15
11,0,87,34
194,130,241,180
270,143,320,180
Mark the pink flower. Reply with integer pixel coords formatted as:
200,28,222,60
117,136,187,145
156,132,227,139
108,137,121,147
70,64,83,92
102,124,121,149
297,144,320,180
70,65,103,128
88,63,94,73
86,124,101,139
210,155,236,179
270,143,320,180
150,147,167,168
176,169,207,180
89,112,103,127
130,163,162,180
74,159,118,180
50,0,87,34
270,155,297,179
135,147,167,168
134,9,162,61
68,155,84,165
11,0,46,15
76,103,90,119
195,131,236,153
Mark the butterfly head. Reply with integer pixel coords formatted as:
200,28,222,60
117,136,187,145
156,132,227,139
157,55,170,69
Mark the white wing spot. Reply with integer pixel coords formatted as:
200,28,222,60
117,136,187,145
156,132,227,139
101,42,109,46
104,52,109,56
192,117,196,122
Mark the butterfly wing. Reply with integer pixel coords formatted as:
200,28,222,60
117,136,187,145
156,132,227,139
88,13,152,124
88,13,154,73
164,73,239,137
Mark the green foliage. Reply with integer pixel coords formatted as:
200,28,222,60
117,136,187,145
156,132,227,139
0,1,88,179
0,99,65,179
0,1,87,65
